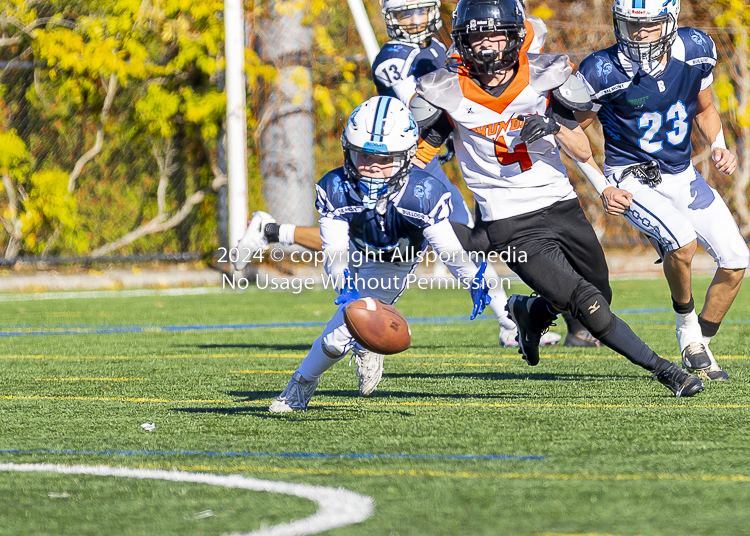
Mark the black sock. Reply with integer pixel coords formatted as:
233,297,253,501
672,296,695,314
597,316,670,372
562,311,586,334
698,315,721,339
529,296,558,330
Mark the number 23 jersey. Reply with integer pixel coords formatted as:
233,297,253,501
416,53,575,221
576,27,716,175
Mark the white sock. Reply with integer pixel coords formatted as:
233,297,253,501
675,310,702,351
297,336,345,380
481,262,516,330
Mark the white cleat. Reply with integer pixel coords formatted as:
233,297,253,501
499,326,561,348
234,211,276,271
268,372,319,412
352,346,384,396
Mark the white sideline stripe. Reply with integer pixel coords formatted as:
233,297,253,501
0,287,226,302
0,463,374,536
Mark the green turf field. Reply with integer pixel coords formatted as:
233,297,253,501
1,276,749,535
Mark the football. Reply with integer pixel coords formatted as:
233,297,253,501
344,297,411,355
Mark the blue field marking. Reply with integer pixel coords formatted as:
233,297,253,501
0,308,676,338
0,448,544,461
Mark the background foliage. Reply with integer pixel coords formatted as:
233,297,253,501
1,0,748,260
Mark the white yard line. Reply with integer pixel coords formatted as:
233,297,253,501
0,463,374,536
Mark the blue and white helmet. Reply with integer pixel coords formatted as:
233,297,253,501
341,96,419,213
613,0,680,63
381,0,443,44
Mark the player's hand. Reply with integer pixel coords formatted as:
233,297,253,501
712,148,736,175
600,186,633,216
334,269,360,306
469,261,492,320
519,114,560,144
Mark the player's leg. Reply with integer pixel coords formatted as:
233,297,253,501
551,200,613,348
450,217,560,347
616,173,716,373
488,201,703,397
673,167,749,379
269,307,354,412
347,261,416,396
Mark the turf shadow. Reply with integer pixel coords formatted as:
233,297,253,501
382,372,643,382
186,343,312,351
171,406,348,420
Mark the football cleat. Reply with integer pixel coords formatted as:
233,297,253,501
681,341,712,372
689,345,729,381
652,363,704,398
352,346,385,397
234,211,276,271
268,371,319,413
505,295,555,366
563,329,602,348
499,326,561,348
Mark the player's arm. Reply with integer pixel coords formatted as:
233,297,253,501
293,227,323,251
693,87,736,175
574,110,597,131
319,216,350,289
422,219,479,282
575,156,632,216
410,96,452,169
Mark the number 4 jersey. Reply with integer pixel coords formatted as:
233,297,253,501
415,53,575,221
576,27,716,176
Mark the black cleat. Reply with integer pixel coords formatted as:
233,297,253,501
681,342,712,371
563,330,601,348
652,363,704,397
506,295,552,366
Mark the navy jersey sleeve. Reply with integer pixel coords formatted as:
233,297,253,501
680,28,716,82
395,169,453,229
372,41,418,98
315,168,362,222
576,48,620,104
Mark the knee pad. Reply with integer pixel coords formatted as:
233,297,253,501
570,281,615,338
321,335,349,359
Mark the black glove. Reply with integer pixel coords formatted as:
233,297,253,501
519,114,560,144
438,132,455,165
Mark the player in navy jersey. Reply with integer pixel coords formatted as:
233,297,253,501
236,0,562,349
575,0,748,381
268,97,488,412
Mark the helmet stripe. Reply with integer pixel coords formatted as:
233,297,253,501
632,0,645,8
371,97,391,143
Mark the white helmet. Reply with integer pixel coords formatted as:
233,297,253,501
341,96,419,213
613,0,680,64
381,0,443,44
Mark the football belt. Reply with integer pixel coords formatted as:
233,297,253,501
620,160,662,187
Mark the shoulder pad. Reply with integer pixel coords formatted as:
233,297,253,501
415,67,463,114
553,74,593,111
527,53,573,94
409,95,441,129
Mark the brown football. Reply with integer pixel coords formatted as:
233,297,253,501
344,297,411,355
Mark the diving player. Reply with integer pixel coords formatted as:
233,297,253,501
237,0,562,349
575,0,748,381
410,0,704,397
268,96,486,412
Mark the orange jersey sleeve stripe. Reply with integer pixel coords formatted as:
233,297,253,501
521,19,535,53
416,139,441,164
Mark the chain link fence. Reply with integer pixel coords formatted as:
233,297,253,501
1,0,748,266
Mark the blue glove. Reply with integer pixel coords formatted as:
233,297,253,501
470,261,492,320
334,269,360,306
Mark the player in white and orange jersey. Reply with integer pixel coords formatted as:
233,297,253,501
410,0,704,397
